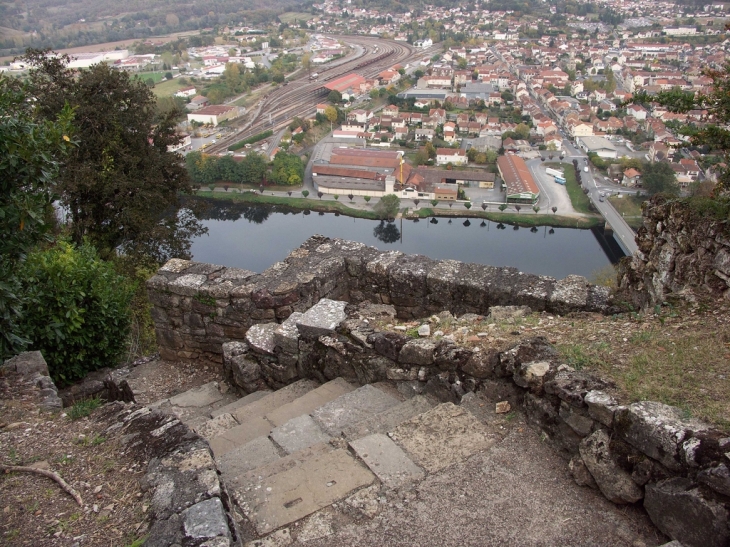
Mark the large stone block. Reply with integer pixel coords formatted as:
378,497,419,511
296,299,347,338
614,401,709,471
644,478,730,547
579,430,643,504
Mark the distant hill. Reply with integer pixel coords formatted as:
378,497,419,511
0,0,306,56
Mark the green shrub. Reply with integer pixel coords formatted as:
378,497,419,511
19,241,135,385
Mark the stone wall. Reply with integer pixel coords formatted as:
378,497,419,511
147,235,612,365
618,195,730,309
224,298,730,547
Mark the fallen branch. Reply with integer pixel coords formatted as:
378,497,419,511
1,465,83,506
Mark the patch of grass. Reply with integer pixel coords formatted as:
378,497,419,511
151,77,186,98
68,397,103,420
608,194,644,230
405,327,419,338
558,343,605,370
124,536,148,547
589,263,618,289
193,192,383,220
278,11,312,23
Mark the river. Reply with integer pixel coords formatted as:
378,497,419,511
189,203,624,280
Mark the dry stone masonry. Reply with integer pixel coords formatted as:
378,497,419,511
146,235,612,366
206,298,729,547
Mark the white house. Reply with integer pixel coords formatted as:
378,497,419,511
436,148,467,166
175,86,197,98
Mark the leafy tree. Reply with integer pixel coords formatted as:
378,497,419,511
328,89,342,104
165,71,173,80
0,76,75,358
424,142,437,159
641,161,679,196
414,149,429,166
22,50,205,263
302,190,310,198
324,105,338,130
373,194,401,220
499,204,507,212
270,151,304,186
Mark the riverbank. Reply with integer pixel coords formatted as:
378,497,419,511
192,191,604,229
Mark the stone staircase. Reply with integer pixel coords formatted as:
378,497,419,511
153,377,502,544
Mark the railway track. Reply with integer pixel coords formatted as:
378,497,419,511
206,36,419,155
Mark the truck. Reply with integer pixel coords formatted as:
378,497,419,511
545,167,564,178
309,73,319,80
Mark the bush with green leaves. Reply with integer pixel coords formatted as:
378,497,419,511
19,241,135,385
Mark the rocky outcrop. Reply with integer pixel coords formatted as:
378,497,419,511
618,195,730,308
147,236,612,365
0,351,62,410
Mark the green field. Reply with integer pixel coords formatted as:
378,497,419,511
608,194,645,230
278,12,312,24
151,77,187,97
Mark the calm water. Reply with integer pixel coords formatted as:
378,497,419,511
189,202,623,280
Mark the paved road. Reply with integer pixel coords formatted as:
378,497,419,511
561,139,639,255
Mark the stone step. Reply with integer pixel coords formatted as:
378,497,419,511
389,402,496,473
232,448,376,535
270,414,331,455
216,436,282,482
341,394,436,440
210,389,272,419
209,379,320,456
311,384,401,437
265,378,356,427
149,381,238,430
349,433,425,489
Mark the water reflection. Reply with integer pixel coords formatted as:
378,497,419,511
373,220,401,244
189,202,622,279
194,199,275,224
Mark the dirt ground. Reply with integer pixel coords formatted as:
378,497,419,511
0,359,220,547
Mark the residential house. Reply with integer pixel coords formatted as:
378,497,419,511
436,148,468,166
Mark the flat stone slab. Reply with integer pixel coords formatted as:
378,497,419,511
196,413,239,441
239,443,333,488
169,382,225,408
341,395,435,440
266,378,356,427
296,298,348,338
270,415,331,455
216,436,281,479
391,403,494,473
210,416,273,457
233,379,320,424
211,390,272,418
212,380,319,457
312,385,400,437
234,448,375,535
349,433,424,488
182,497,230,540
246,323,278,356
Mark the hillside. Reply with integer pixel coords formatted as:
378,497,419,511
0,0,305,56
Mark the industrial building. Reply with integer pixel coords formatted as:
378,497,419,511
496,153,540,204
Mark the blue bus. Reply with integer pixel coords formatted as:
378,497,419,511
554,176,566,185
